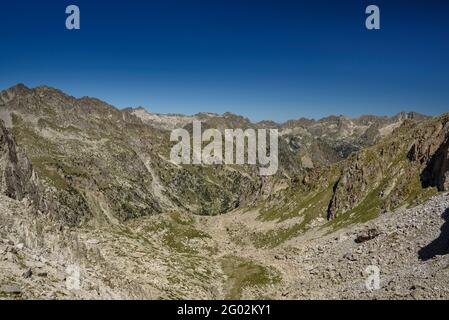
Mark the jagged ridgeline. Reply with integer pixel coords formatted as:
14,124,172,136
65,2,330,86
0,84,447,234
255,114,449,247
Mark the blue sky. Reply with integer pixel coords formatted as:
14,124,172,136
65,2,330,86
0,0,448,122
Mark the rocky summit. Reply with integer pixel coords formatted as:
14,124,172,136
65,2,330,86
0,84,448,299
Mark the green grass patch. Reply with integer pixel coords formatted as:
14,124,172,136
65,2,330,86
252,182,335,248
221,255,281,299
144,214,210,254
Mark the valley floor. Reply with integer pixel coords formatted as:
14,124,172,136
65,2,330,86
1,193,449,299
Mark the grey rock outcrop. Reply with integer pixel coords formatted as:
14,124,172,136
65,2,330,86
0,119,42,207
408,117,449,191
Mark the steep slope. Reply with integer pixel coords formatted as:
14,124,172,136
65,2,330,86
0,119,41,205
0,84,437,229
328,114,449,224
253,114,449,247
0,85,288,223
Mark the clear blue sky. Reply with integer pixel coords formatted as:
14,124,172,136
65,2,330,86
0,0,448,122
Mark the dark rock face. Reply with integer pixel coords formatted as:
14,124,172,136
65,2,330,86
420,138,449,191
0,119,86,226
327,179,340,220
0,119,42,205
408,118,449,191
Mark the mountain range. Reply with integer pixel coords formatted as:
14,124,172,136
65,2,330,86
0,84,448,299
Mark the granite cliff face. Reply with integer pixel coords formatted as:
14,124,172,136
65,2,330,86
326,115,449,222
1,84,448,300
0,84,442,225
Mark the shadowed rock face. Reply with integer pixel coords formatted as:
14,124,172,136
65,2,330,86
0,119,41,205
2,84,449,300
421,138,449,191
408,118,449,191
0,84,278,222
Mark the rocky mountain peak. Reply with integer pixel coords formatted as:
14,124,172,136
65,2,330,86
0,84,32,105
